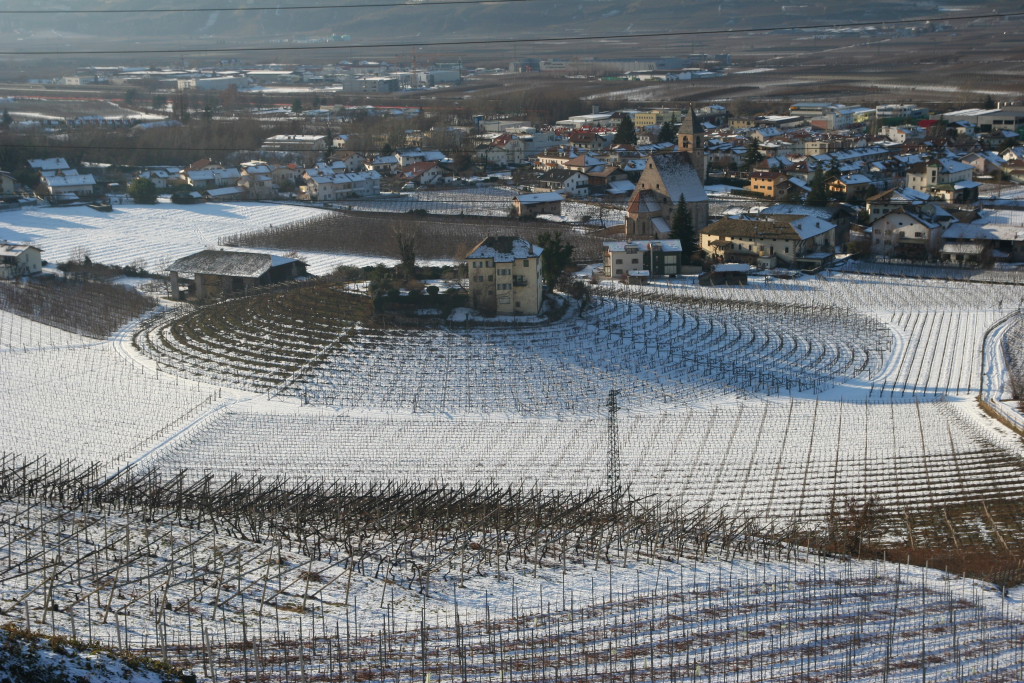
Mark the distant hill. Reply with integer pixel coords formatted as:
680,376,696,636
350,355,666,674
2,0,1001,62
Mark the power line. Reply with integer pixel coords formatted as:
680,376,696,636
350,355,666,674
0,0,537,14
1,10,1020,56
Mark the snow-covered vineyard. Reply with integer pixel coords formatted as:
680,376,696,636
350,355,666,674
2,462,1024,683
4,202,1024,680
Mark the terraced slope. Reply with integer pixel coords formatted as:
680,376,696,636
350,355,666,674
133,284,890,414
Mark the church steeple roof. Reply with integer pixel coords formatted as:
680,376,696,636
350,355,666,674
679,103,699,138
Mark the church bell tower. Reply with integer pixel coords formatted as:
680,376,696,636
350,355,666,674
677,103,706,182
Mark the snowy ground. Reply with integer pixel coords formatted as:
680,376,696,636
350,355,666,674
2,493,1023,683
5,269,1024,522
4,201,1024,680
0,200,348,274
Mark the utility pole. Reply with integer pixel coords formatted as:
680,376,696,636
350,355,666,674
606,389,622,502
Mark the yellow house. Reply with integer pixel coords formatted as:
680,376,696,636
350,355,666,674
466,236,544,316
746,171,791,199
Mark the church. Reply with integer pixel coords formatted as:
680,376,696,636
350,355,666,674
624,106,709,239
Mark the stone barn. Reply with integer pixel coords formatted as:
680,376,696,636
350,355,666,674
168,250,307,300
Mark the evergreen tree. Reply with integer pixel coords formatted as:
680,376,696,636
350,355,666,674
613,114,637,146
828,158,841,181
1,109,10,128
291,98,304,114
537,232,574,290
669,194,696,261
742,140,764,171
324,127,334,162
806,165,830,207
657,121,675,144
127,177,159,204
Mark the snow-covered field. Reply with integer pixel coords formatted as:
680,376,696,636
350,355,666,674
4,201,1024,680
3,491,1024,682
0,201,347,274
4,267,1023,521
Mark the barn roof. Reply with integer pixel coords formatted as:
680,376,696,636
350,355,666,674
168,250,298,278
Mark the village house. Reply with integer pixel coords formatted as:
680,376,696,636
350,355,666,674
300,168,381,200
513,192,563,218
399,161,444,186
395,148,447,167
869,205,955,260
566,130,610,151
866,187,933,221
466,236,544,316
328,151,368,173
941,211,1024,264
532,168,590,197
905,158,974,194
0,171,16,197
41,171,97,200
586,165,631,195
0,243,43,279
473,134,527,167
135,168,175,190
365,154,400,176
603,239,687,279
960,151,1006,176
182,166,242,190
29,158,96,200
238,162,277,200
700,215,836,269
168,249,307,300
261,134,328,162
828,174,877,201
747,171,792,200
1001,146,1024,163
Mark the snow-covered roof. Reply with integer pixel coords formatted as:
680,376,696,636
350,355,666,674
28,158,70,172
0,242,41,257
45,173,95,188
941,242,986,255
939,158,973,175
466,236,542,262
187,168,241,181
943,219,1024,243
516,192,564,204
705,216,835,242
205,186,247,198
714,263,753,272
652,216,671,236
168,249,300,277
758,203,834,221
648,152,708,203
308,170,381,184
265,134,326,142
606,180,636,195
